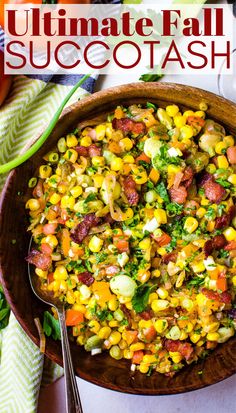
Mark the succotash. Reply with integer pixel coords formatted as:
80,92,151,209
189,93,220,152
26,102,236,377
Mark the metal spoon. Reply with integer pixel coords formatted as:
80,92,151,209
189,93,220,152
28,239,83,413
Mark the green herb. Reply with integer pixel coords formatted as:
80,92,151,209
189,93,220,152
43,311,61,340
198,188,205,196
147,366,155,376
156,181,170,203
138,160,150,170
215,178,231,188
205,207,216,220
187,277,205,288
217,204,226,217
139,74,164,82
120,319,129,326
146,102,157,110
85,260,93,272
95,252,108,264
218,249,229,258
166,202,183,216
152,144,182,172
132,283,156,313
84,193,97,203
136,141,145,151
0,286,10,330
0,74,91,174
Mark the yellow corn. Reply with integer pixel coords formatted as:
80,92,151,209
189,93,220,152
64,149,78,163
151,269,161,278
80,136,92,147
195,110,205,119
180,125,194,139
66,291,75,305
139,320,153,329
148,293,158,303
157,287,168,299
49,193,61,205
61,195,75,210
111,157,123,172
66,134,78,148
70,186,83,198
181,298,194,311
35,268,48,279
88,320,100,334
54,265,68,280
217,155,229,169
98,327,112,339
39,165,52,179
206,163,216,174
184,217,198,233
169,351,182,363
215,142,227,155
223,227,236,242
92,156,105,167
95,124,106,140
109,320,119,328
44,235,58,248
183,110,194,118
174,115,186,128
130,343,145,352
123,154,135,164
93,174,104,188
179,331,188,340
154,319,168,334
131,165,148,184
108,297,119,311
191,260,205,273
190,333,201,343
139,238,151,250
207,332,220,341
123,349,134,359
196,207,206,219
223,135,235,147
48,174,60,188
166,104,179,117
167,164,181,175
228,174,236,185
25,199,40,211
154,208,167,225
157,247,167,256
143,354,157,364
139,363,150,374
232,275,236,287
199,101,208,111
109,331,121,345
72,304,86,313
120,138,133,151
151,299,169,312
88,235,103,252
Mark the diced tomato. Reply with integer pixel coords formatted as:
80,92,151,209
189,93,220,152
153,232,171,247
113,235,129,252
143,326,157,342
47,272,54,284
41,243,53,255
217,272,227,292
61,228,70,257
124,330,138,345
225,241,236,251
187,116,205,127
132,350,144,364
136,152,151,164
65,310,84,326
43,223,58,235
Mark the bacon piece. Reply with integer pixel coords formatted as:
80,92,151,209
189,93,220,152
123,176,139,206
88,144,102,157
103,213,114,225
139,310,152,320
112,117,146,135
161,252,178,264
203,179,226,204
215,206,236,229
70,213,100,243
33,179,44,198
165,340,193,360
202,288,232,304
225,241,236,251
204,234,227,257
77,271,94,286
169,186,188,204
26,249,52,271
75,146,89,157
105,265,120,276
197,172,212,187
181,166,194,188
226,146,236,164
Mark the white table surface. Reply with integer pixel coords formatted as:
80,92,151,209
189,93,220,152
37,71,236,413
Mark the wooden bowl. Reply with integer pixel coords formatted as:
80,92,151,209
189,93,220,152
0,83,236,395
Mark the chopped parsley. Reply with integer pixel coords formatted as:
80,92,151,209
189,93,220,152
43,311,61,340
132,283,156,313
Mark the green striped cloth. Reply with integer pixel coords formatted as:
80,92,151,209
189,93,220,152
0,75,90,413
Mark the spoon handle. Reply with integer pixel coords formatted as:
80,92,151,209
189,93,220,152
57,308,83,413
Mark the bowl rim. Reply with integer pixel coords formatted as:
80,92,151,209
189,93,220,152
0,81,236,395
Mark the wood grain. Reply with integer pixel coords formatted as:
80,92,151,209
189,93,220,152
0,83,236,395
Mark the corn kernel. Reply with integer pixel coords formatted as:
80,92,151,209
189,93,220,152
184,217,198,234
139,363,149,374
151,299,169,312
179,331,188,340
49,193,61,205
148,293,158,304
169,351,182,363
223,227,236,242
93,174,104,188
191,260,205,273
130,343,145,352
45,234,58,248
72,304,86,313
25,199,40,211
66,134,78,148
39,165,52,179
206,163,216,174
228,174,236,185
180,125,194,139
232,275,236,287
48,174,60,188
108,296,119,311
123,349,134,359
223,135,235,147
131,165,148,184
61,195,75,210
157,247,167,256
98,327,112,339
80,136,92,147
123,154,135,164
95,124,106,140
181,298,194,311
215,141,227,155
199,101,208,111
167,164,181,175
88,320,100,334
70,185,83,198
190,333,201,343
88,235,103,253
109,331,121,345
110,157,123,171
139,238,151,250
151,269,161,278
154,208,167,225
143,354,157,364
206,332,220,341
35,268,48,279
195,110,205,119
185,322,194,333
201,198,210,206
203,322,220,333
174,115,186,128
217,155,229,169
166,104,179,117
157,287,168,299
64,149,78,163
139,320,153,329
183,110,195,118
120,138,133,151
154,319,168,333
66,290,75,305
54,265,68,280
92,156,105,167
